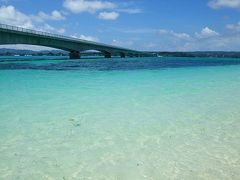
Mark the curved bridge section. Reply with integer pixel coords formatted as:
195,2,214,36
0,24,149,59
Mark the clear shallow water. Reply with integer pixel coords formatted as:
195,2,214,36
0,56,240,179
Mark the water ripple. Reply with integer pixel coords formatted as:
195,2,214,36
1,58,240,71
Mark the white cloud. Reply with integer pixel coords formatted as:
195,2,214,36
208,0,240,9
0,5,34,28
79,34,99,42
63,0,116,13
180,34,240,51
171,31,191,40
0,5,66,35
153,26,240,51
112,39,134,47
158,29,192,40
71,34,99,42
58,28,66,34
35,10,65,21
63,0,141,20
98,11,119,20
158,29,169,34
51,10,65,20
139,26,240,51
226,22,240,32
195,27,219,38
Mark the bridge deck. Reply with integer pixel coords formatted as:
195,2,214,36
0,24,151,58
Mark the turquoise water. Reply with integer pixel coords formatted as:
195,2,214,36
0,56,240,179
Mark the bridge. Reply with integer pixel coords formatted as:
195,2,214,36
0,24,151,59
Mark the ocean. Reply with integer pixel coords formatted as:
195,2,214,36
0,56,240,179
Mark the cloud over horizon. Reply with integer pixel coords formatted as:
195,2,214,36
195,27,220,39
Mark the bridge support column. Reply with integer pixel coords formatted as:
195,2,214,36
120,53,125,58
104,52,112,58
69,51,81,59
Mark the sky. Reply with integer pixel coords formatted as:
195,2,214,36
0,0,240,51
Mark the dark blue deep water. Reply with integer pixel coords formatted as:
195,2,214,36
0,56,240,71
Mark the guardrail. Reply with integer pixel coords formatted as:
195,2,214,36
0,23,139,52
0,23,92,43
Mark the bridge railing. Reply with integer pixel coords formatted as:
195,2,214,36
0,23,95,43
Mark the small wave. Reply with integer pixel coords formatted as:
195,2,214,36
0,58,240,71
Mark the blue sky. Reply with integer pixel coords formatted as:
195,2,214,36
0,0,240,51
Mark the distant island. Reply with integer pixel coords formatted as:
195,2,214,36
0,48,240,58
154,51,240,58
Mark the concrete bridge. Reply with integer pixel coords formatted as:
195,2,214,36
0,24,150,59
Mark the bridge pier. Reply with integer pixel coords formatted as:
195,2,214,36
120,53,126,58
69,51,81,59
104,52,112,58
